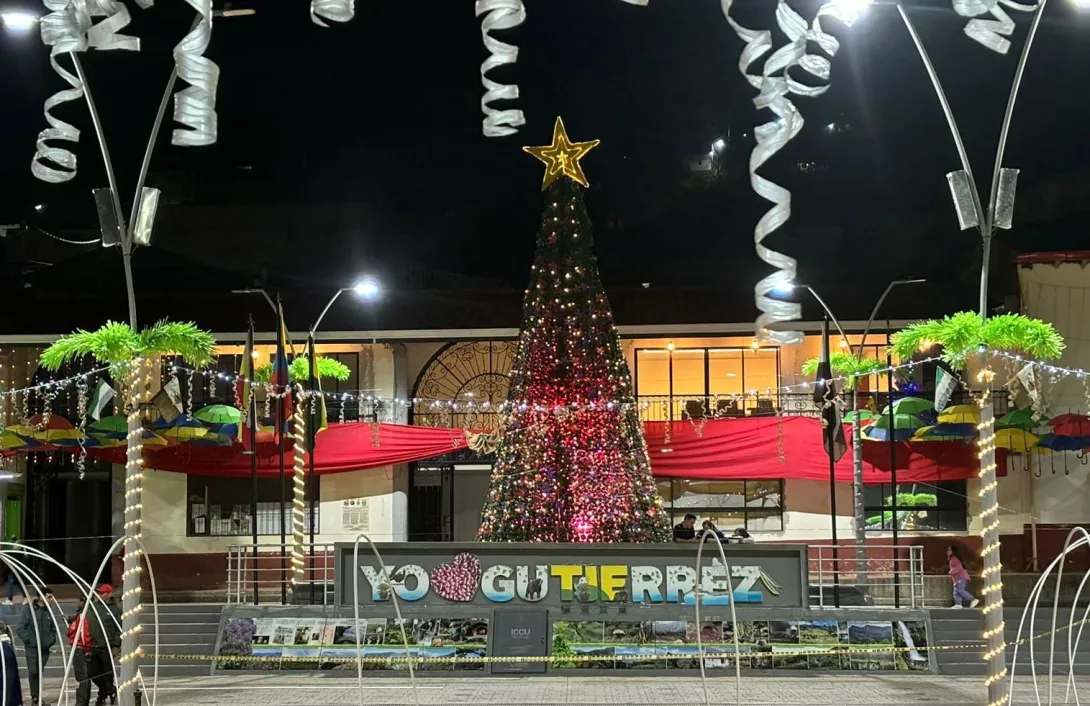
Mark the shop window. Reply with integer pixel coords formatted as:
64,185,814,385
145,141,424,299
634,347,782,422
862,480,967,532
655,479,784,532
187,476,320,537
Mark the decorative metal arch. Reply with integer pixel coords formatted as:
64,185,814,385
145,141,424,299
410,341,516,431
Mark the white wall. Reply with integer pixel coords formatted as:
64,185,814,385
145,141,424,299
141,465,408,555
1017,261,1090,526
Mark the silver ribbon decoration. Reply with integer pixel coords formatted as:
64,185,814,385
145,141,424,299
172,0,219,146
953,0,1038,54
311,0,354,26
475,0,526,137
474,0,647,137
721,0,859,345
31,0,148,183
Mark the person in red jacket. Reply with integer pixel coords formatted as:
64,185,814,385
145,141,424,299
67,596,93,706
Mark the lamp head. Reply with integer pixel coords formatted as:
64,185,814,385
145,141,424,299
771,281,796,296
1,11,38,32
352,278,381,300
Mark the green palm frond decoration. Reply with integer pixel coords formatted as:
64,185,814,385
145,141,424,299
801,352,887,389
254,356,351,384
890,312,1064,369
41,320,217,371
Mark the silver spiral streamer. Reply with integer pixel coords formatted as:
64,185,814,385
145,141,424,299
172,0,219,147
721,0,860,345
475,0,527,137
31,0,145,183
31,0,91,184
953,0,1037,54
76,376,88,479
311,0,354,26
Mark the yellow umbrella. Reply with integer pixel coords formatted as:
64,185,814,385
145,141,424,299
913,426,966,442
141,431,169,447
0,432,26,450
938,405,980,425
4,425,38,440
995,428,1039,453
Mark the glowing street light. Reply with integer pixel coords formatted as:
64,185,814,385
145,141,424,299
352,277,381,301
0,10,37,32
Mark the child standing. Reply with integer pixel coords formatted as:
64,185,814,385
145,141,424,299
947,545,979,609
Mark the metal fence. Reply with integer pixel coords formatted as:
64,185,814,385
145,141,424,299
226,542,336,605
809,544,925,609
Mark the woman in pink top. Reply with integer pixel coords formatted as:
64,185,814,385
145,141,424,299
947,545,979,609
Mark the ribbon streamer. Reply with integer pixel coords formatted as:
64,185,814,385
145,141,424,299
31,0,146,183
311,0,354,26
172,0,219,146
720,0,859,345
953,0,1038,54
475,0,527,137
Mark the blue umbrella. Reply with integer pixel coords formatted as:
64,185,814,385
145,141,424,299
1036,434,1089,452
863,425,917,442
919,423,977,440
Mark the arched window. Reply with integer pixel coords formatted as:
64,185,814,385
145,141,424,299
410,341,516,430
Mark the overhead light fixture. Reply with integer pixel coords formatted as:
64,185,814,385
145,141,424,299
352,277,381,300
0,11,38,32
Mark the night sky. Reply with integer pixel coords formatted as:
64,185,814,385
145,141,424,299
2,0,1090,325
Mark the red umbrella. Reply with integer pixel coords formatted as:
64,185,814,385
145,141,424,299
26,414,73,430
1049,413,1090,438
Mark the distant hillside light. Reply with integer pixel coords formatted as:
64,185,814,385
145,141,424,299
353,278,381,300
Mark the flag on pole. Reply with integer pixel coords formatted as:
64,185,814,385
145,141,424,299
88,379,115,421
934,365,957,412
237,322,255,449
273,303,293,437
814,321,848,462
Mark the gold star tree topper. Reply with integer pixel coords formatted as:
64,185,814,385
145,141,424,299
523,117,600,189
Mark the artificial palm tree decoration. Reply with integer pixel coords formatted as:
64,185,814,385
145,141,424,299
253,356,351,383
40,319,214,692
41,320,216,372
801,352,886,389
889,312,1063,368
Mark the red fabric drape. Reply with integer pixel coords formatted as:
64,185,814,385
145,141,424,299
50,418,995,482
644,417,1005,483
95,423,467,477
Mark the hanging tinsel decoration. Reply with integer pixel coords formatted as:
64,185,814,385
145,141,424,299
207,369,216,402
76,375,89,479
338,394,346,425
20,389,29,426
186,369,195,415
39,385,56,431
776,402,786,465
264,384,272,420
661,400,672,453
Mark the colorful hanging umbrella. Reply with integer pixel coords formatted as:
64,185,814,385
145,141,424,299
912,426,963,442
872,412,929,432
89,433,124,449
1036,434,1089,452
864,425,918,442
4,425,39,442
28,415,83,445
194,405,241,426
995,428,1039,453
844,410,878,425
998,408,1040,430
917,423,977,441
189,432,235,447
938,405,980,425
159,415,209,443
1049,414,1090,438
141,430,169,447
90,414,129,439
881,397,935,417
0,432,26,451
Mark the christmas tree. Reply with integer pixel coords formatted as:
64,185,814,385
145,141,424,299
477,117,670,544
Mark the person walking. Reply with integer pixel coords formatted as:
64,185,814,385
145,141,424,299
0,620,23,705
85,586,119,706
67,596,93,706
947,545,979,609
16,588,57,706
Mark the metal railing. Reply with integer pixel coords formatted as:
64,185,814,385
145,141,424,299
809,544,925,609
226,542,336,605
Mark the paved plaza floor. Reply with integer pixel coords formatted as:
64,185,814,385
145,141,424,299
31,673,1090,705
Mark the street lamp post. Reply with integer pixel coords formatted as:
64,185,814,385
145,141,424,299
299,280,381,601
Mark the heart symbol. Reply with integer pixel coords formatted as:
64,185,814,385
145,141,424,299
430,553,482,602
